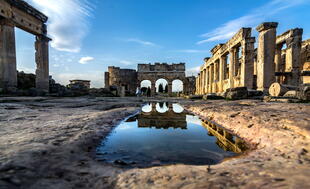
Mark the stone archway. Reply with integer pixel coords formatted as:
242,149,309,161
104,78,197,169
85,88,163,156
137,63,186,96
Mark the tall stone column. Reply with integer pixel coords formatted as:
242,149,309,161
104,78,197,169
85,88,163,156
151,82,155,96
208,66,212,93
256,22,278,92
210,64,214,93
168,81,172,96
285,29,303,86
201,70,205,94
275,45,282,83
219,56,225,92
204,68,208,94
241,37,255,89
196,75,199,95
213,62,218,93
35,35,50,92
0,19,17,92
229,48,236,89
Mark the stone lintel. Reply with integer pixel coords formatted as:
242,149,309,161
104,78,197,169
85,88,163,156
256,22,278,32
5,0,48,23
204,57,211,63
211,44,224,55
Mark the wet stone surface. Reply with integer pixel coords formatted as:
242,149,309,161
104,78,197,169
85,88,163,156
96,102,247,167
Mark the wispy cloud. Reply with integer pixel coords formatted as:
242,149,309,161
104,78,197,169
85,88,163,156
27,0,94,52
125,38,157,46
197,0,308,44
120,60,134,66
79,56,94,64
186,66,200,76
54,71,104,88
175,49,209,53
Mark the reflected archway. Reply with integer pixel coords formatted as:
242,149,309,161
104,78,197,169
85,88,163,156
142,103,152,113
156,102,169,113
173,104,184,113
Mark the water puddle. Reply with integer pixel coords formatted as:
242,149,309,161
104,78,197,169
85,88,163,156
96,102,247,167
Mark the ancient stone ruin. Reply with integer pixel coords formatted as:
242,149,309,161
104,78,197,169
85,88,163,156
195,22,310,100
105,66,138,96
137,63,186,96
105,63,196,97
0,0,50,93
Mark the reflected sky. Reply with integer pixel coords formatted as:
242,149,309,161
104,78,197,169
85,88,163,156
96,103,244,167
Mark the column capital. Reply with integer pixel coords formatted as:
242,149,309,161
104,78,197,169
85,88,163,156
0,18,14,27
256,22,278,32
36,34,52,42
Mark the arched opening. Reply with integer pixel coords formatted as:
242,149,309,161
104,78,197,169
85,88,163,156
155,78,168,94
15,28,36,90
140,80,151,96
172,79,184,96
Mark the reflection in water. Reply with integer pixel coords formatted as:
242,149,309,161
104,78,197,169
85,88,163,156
96,103,248,167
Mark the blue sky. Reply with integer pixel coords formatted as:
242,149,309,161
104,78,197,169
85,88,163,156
16,0,310,88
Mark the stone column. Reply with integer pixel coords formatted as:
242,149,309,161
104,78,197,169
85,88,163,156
205,68,209,94
229,48,236,89
219,56,225,92
241,37,255,89
35,35,50,92
201,70,205,94
256,22,278,92
0,19,17,92
196,75,199,95
168,81,172,96
151,82,155,96
275,45,282,83
285,29,303,86
210,64,214,93
208,66,212,93
213,62,218,93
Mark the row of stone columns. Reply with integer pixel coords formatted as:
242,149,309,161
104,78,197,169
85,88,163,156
0,18,50,93
196,40,254,95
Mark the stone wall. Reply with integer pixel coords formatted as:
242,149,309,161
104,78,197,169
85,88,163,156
105,66,137,96
138,63,185,72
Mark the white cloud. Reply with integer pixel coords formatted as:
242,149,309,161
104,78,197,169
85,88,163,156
186,66,200,76
126,38,157,46
26,0,94,53
197,0,308,44
120,60,134,66
175,49,209,53
16,66,36,74
54,71,104,88
79,56,94,64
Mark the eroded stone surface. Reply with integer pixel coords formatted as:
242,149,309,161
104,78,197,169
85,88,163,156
0,98,309,189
